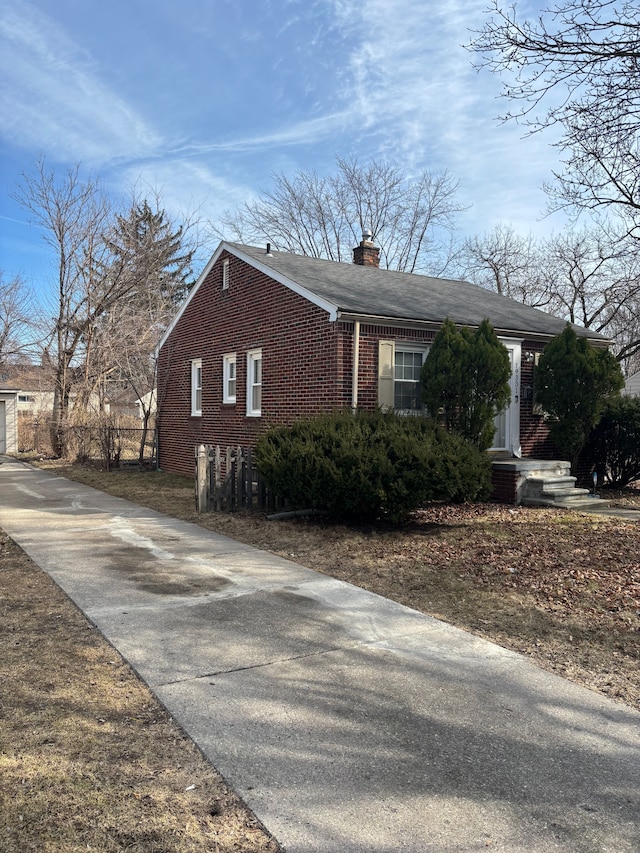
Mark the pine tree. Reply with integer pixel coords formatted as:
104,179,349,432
468,319,513,450
421,318,470,432
106,200,194,306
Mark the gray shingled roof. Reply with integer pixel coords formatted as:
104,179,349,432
230,242,608,342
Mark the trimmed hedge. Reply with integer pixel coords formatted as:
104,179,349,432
254,410,492,523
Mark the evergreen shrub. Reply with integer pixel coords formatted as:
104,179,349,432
421,318,511,450
583,396,640,488
254,409,492,523
533,324,624,472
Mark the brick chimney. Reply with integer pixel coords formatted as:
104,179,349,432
353,229,380,267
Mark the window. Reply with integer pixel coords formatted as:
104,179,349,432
223,353,236,403
394,347,427,411
191,359,202,416
222,258,229,290
246,349,262,416
378,340,428,412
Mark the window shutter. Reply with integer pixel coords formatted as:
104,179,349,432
377,340,395,410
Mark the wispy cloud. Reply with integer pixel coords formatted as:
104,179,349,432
326,0,563,232
168,111,351,156
0,0,160,164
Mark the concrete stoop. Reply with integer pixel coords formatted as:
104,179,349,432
492,458,611,509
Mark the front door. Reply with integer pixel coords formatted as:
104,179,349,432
491,341,521,456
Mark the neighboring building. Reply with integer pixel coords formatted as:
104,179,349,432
3,364,55,419
0,387,19,454
624,371,640,397
136,389,157,420
156,237,610,501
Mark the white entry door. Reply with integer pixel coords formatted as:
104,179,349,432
491,341,521,456
0,401,6,453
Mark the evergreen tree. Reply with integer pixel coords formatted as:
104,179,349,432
105,200,194,306
85,201,195,459
533,324,624,472
421,318,511,450
468,319,513,450
420,318,470,432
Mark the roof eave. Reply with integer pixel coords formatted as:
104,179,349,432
336,312,611,345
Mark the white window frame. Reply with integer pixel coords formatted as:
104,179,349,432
394,344,428,413
222,258,229,290
246,349,262,417
191,358,202,416
223,353,237,404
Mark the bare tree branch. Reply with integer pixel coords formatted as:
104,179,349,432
219,156,466,275
469,1,640,230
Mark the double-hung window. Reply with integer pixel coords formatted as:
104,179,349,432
394,347,427,411
191,358,202,416
223,353,236,404
378,340,427,412
246,349,262,417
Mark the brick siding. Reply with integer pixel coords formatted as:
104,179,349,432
158,252,350,477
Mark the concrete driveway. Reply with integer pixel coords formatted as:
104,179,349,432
1,457,639,853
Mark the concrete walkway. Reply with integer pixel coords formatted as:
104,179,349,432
1,457,639,853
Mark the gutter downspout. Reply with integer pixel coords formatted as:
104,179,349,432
351,320,360,413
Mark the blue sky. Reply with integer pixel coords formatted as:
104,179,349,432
0,0,563,297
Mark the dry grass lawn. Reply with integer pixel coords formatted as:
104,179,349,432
2,458,640,851
0,528,282,852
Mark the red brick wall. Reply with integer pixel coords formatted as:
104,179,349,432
518,343,558,459
490,468,518,503
157,252,354,477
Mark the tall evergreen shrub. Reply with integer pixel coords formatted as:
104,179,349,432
421,318,511,450
534,324,624,472
583,396,640,487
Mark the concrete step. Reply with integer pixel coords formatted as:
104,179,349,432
522,495,611,510
534,487,592,499
525,475,579,494
521,470,609,509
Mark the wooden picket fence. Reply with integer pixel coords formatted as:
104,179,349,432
194,444,284,513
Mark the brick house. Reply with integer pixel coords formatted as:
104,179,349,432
156,237,609,502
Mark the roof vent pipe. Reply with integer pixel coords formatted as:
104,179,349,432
266,243,273,256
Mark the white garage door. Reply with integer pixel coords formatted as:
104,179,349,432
0,400,5,453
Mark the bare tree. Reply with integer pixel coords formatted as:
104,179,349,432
95,295,168,464
545,228,640,349
0,272,36,370
459,224,555,308
460,222,640,369
13,158,137,455
220,156,465,275
469,1,640,231
87,200,195,462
